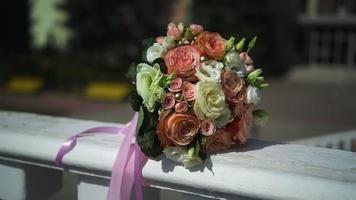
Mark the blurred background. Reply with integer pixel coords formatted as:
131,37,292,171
1,0,356,142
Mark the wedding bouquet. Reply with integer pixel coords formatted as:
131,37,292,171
126,22,269,168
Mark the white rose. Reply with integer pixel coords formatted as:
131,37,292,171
163,146,203,168
195,61,223,82
146,43,165,63
246,85,261,105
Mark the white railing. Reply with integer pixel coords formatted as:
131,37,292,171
299,14,356,68
290,130,356,152
0,111,356,200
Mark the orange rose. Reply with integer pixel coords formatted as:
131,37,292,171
164,45,201,81
195,32,226,60
156,110,174,147
221,69,246,104
225,104,253,145
166,112,200,145
204,130,232,153
156,111,200,146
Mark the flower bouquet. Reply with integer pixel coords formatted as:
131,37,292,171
126,22,269,168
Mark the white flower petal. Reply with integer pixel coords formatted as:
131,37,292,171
246,85,261,105
146,43,165,63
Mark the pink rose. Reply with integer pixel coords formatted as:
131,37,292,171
167,22,183,40
164,45,201,81
195,31,226,60
221,69,246,105
169,77,183,92
232,100,245,118
175,101,188,113
203,130,232,153
182,81,196,101
201,120,215,136
239,52,254,65
163,93,175,110
156,36,165,44
190,24,204,35
225,104,253,145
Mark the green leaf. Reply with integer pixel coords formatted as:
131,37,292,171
136,106,163,157
225,36,235,52
253,109,269,126
152,58,167,73
184,28,194,41
258,82,270,89
128,86,143,111
197,135,207,160
163,73,175,88
141,38,155,62
235,37,246,52
125,62,137,82
257,76,264,82
136,106,145,134
247,68,262,84
247,36,257,53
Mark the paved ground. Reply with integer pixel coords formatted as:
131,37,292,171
1,77,355,142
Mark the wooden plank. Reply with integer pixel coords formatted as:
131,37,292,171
0,111,356,200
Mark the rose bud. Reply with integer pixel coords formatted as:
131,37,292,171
190,24,204,35
239,52,254,65
201,120,215,136
167,22,183,40
203,130,232,153
182,81,196,101
246,65,255,73
175,101,188,113
156,36,165,44
164,45,201,81
163,93,176,110
169,77,183,92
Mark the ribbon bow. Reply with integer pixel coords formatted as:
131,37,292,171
55,113,147,200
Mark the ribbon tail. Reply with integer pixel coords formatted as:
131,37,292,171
55,126,124,167
120,145,135,200
107,113,138,200
134,144,148,200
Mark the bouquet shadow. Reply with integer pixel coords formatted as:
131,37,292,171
160,139,281,174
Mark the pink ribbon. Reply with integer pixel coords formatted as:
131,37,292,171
55,113,147,200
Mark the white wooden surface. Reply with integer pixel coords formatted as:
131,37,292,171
0,111,356,200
